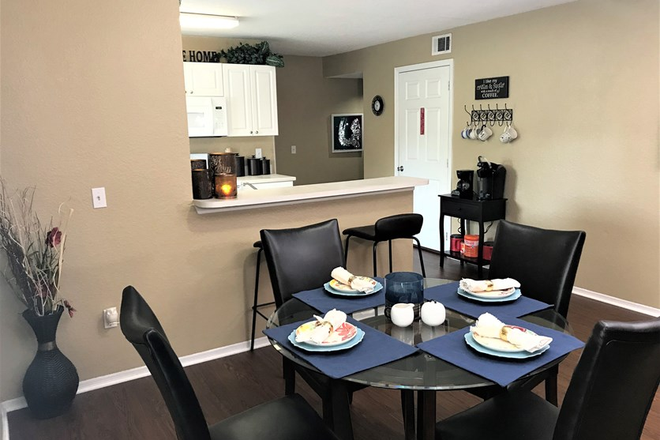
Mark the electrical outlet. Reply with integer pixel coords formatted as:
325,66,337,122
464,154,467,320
91,187,107,209
103,307,118,329
291,145,297,154
255,148,263,158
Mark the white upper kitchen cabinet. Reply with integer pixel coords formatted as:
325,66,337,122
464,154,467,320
223,64,278,137
183,62,224,96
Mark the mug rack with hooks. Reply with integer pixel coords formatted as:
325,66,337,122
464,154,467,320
463,103,514,126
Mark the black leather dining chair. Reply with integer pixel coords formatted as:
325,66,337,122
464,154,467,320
120,285,340,440
261,219,345,308
342,213,426,277
489,220,587,319
260,219,367,424
485,220,586,404
436,318,660,440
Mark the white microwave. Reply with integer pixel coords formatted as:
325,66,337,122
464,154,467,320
186,96,228,137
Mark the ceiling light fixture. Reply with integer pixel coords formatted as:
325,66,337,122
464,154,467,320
179,13,239,30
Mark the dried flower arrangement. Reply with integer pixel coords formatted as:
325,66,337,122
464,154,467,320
0,180,75,317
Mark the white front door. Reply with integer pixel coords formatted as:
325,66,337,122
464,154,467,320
395,60,453,251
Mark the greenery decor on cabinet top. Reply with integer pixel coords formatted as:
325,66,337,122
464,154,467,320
218,41,285,67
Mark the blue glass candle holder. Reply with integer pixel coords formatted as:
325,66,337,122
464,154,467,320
384,272,424,320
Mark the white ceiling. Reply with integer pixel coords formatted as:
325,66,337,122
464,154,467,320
179,0,575,57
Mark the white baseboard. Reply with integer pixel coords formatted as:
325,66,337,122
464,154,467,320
0,335,271,435
573,287,660,317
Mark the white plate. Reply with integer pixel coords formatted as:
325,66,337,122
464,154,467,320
324,281,383,297
471,329,536,353
294,321,358,346
457,288,522,303
464,332,550,359
288,327,365,352
328,276,377,293
465,287,516,298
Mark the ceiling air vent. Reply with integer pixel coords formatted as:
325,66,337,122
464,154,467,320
432,33,452,56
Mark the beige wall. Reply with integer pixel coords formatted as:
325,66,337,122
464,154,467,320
275,56,363,185
324,0,660,308
0,1,412,402
182,36,276,169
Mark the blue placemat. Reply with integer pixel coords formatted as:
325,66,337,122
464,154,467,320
263,317,418,379
417,317,584,387
424,282,553,318
292,277,385,314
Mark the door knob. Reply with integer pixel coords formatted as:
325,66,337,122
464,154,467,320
397,166,404,172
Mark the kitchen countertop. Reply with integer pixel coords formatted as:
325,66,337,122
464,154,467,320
237,174,296,184
193,176,428,213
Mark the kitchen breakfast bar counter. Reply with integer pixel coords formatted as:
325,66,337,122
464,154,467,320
193,176,428,214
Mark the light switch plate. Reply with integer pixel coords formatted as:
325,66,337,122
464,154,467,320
91,187,107,209
291,145,297,154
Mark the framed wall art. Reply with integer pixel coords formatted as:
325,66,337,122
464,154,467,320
331,113,363,153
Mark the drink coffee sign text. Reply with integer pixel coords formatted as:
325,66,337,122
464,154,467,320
475,76,509,100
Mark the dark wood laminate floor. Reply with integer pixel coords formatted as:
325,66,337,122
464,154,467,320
8,252,660,440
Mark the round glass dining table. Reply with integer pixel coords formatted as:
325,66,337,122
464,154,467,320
265,279,571,440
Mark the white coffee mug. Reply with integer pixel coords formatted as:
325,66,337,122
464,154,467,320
478,125,493,141
468,125,479,140
421,301,446,327
500,125,512,143
500,123,518,143
507,124,518,140
390,303,415,327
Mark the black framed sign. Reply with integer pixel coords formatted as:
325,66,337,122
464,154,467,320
475,76,509,100
332,114,363,153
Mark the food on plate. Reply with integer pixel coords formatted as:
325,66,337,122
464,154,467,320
460,278,520,293
470,312,506,338
331,267,376,292
470,312,552,353
295,309,352,345
295,320,332,344
500,325,553,353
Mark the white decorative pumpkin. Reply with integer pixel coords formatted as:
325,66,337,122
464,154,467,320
421,301,446,327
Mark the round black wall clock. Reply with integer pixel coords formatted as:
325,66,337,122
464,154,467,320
371,95,384,116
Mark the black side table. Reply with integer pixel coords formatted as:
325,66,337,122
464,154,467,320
439,194,507,277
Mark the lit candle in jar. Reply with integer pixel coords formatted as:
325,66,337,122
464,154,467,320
214,174,237,199
220,183,233,196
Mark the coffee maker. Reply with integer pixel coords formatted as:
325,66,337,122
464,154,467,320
451,170,474,199
476,156,506,200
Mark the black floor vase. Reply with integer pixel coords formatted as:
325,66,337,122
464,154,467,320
22,305,79,419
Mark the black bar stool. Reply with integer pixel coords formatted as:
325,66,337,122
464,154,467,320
342,213,426,277
249,241,275,351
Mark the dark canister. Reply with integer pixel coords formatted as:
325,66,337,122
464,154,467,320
247,156,263,176
450,234,463,253
384,272,425,320
190,159,206,170
191,169,213,199
208,152,237,176
261,157,271,175
235,155,245,177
